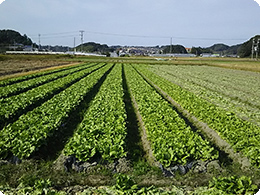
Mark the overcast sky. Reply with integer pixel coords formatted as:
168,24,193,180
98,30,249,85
0,0,260,47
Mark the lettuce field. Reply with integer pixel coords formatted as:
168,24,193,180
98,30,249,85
0,57,259,194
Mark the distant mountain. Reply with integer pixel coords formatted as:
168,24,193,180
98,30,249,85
208,43,230,52
226,44,241,55
191,43,242,56
194,35,260,57
209,43,242,56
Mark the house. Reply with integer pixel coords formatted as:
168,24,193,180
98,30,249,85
23,45,33,51
185,48,192,53
200,53,212,57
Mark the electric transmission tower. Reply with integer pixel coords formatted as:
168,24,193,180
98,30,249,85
79,30,84,52
170,37,172,54
251,38,260,60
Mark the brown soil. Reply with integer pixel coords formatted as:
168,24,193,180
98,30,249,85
0,59,79,80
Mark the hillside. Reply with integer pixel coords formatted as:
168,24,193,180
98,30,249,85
0,29,34,52
0,30,32,45
208,43,230,52
209,43,242,56
191,43,242,56
196,35,260,57
237,35,260,58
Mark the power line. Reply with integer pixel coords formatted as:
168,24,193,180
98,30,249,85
29,31,78,37
29,30,248,41
84,30,246,41
28,30,248,46
41,31,79,36
28,31,78,40
40,34,78,40
84,30,169,39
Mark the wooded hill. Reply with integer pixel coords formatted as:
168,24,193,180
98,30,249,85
162,45,188,54
191,35,260,57
0,29,32,46
237,35,260,57
76,42,113,55
0,29,34,52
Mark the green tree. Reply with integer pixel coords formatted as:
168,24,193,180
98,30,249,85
191,47,211,56
162,44,187,54
0,29,33,45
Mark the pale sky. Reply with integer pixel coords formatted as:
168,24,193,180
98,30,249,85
0,0,260,47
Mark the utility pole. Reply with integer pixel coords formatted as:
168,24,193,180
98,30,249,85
38,34,41,51
79,30,84,52
170,37,172,54
251,38,255,60
256,39,260,60
74,37,76,54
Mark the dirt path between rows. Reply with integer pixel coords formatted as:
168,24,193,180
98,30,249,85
130,91,160,167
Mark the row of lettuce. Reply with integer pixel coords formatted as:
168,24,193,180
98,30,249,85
63,64,219,166
0,62,84,87
0,63,129,163
148,65,260,127
0,63,221,168
63,64,127,162
124,64,218,167
0,64,112,159
135,64,260,168
1,62,259,169
0,63,104,128
0,62,97,99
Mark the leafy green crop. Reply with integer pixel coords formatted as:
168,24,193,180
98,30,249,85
0,62,93,99
209,176,258,194
124,64,218,167
0,63,104,128
148,64,260,126
64,64,127,162
0,64,112,159
135,64,260,168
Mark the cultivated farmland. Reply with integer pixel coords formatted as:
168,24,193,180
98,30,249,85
0,56,259,194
